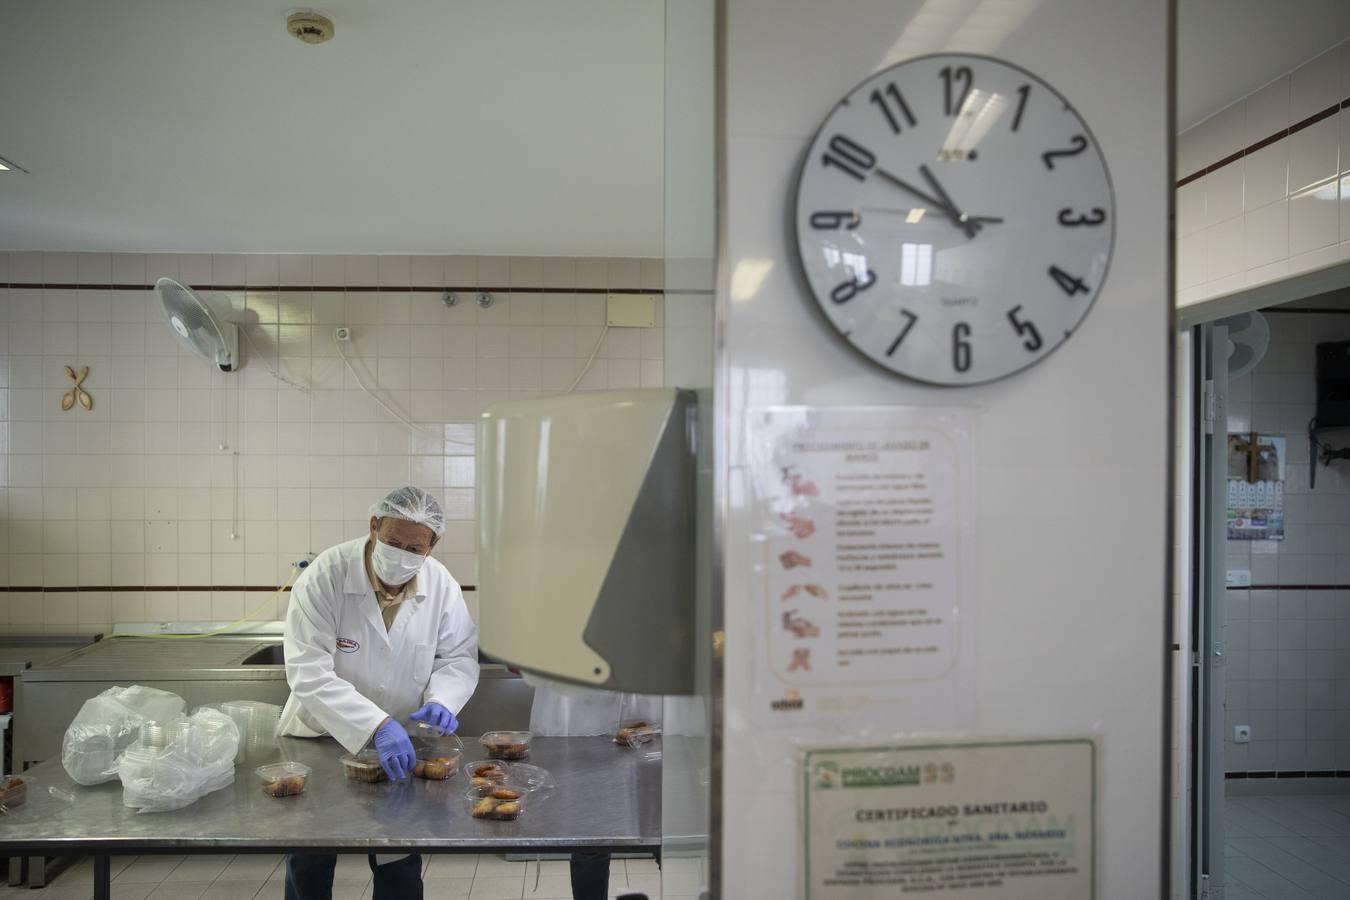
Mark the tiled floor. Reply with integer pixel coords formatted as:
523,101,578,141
1224,792,1350,899
0,853,702,900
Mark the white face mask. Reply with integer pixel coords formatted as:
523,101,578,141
370,539,427,586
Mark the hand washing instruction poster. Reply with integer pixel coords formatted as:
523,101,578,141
747,407,975,730
802,739,1097,899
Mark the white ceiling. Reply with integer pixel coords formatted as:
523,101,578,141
0,1,665,256
1178,0,1350,131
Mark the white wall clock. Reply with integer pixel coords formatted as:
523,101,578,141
795,53,1115,386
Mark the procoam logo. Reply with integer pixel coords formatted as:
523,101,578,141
772,689,804,711
336,637,360,653
821,762,956,789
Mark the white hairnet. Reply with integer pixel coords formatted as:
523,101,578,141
369,486,446,536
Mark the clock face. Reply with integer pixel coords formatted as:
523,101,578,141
795,53,1115,386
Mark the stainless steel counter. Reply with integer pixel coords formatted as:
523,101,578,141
0,634,102,677
1,735,661,853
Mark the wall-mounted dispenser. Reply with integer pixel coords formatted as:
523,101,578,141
477,388,696,694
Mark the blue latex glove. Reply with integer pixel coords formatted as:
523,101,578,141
410,702,458,735
373,718,416,781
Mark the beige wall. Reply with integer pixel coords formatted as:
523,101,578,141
0,251,704,633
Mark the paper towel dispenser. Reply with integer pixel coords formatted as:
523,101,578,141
477,388,696,694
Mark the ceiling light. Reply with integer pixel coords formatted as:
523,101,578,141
905,208,925,224
0,153,27,173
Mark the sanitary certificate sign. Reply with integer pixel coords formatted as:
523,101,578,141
802,739,1096,899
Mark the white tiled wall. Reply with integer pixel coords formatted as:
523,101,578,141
0,252,692,635
1177,39,1350,309
1222,312,1350,772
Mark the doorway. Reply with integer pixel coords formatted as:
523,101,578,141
1189,284,1350,899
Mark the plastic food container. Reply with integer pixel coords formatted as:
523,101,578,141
614,721,659,748
480,730,532,760
341,749,389,783
256,761,311,798
0,775,29,810
466,782,528,820
465,759,511,786
413,754,461,780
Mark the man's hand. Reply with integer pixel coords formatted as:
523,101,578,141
410,702,458,735
373,718,416,781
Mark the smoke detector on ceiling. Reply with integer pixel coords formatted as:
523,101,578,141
286,10,335,44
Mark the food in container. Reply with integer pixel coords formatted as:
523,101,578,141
614,721,658,747
465,760,510,786
480,730,531,760
341,749,389,783
466,783,526,820
0,775,29,809
411,723,463,780
413,755,460,780
256,762,311,798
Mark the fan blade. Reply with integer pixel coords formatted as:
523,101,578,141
77,366,89,382
61,391,75,411
64,365,76,380
77,390,92,411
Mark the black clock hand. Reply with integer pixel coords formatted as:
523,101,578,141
872,167,974,236
918,164,979,238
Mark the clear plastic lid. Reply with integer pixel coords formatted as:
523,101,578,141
412,725,464,758
480,731,532,760
507,763,556,792
465,782,528,820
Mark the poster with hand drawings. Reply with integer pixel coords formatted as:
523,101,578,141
1227,433,1284,541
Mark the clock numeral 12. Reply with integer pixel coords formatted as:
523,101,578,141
939,65,973,116
952,322,972,372
1049,265,1091,296
831,269,877,304
809,210,861,230
1007,305,1043,352
869,82,916,134
886,310,918,356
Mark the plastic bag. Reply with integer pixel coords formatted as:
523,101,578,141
117,708,239,813
61,685,186,785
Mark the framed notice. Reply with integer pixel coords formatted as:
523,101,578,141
801,738,1096,899
746,407,976,733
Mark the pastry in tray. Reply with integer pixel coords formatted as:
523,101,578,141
479,730,532,760
413,754,461,780
468,784,525,820
614,721,658,746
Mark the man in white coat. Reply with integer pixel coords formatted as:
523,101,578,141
280,486,480,900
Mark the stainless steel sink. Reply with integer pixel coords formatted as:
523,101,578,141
239,644,284,665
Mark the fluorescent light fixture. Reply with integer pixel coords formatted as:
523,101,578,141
730,258,774,301
0,153,29,173
0,161,8,171
905,208,926,224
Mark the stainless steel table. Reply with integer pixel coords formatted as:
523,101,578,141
0,735,662,899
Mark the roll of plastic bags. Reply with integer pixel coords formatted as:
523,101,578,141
117,708,239,813
61,685,186,786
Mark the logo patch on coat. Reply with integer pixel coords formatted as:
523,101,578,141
336,637,360,653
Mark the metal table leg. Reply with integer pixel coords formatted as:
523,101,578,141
93,855,110,900
5,856,21,887
27,855,45,887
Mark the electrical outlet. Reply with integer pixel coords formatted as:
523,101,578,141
1226,569,1251,587
335,326,352,342
1234,725,1251,744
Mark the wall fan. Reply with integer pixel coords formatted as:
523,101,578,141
155,277,239,372
1217,311,1270,380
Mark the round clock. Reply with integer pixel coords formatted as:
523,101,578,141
794,53,1115,386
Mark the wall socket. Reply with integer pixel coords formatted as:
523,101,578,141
335,326,352,341
1226,569,1252,587
1234,725,1251,744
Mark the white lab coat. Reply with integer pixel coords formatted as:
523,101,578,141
526,674,661,737
279,536,480,754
